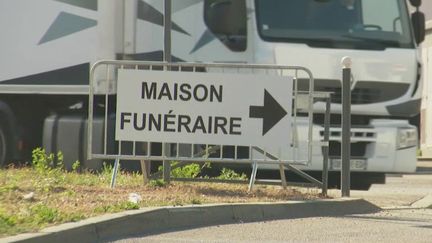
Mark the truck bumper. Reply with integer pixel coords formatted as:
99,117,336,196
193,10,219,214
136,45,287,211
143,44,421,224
259,118,417,174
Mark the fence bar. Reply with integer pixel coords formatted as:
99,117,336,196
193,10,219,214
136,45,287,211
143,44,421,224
284,164,323,187
176,143,180,158
252,146,322,187
87,62,95,160
132,141,136,156
91,153,308,165
293,76,298,161
172,178,316,188
341,57,352,197
103,65,110,155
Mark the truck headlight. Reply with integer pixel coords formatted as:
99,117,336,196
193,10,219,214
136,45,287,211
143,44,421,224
396,128,417,149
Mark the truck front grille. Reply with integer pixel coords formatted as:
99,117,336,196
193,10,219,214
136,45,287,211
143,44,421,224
320,128,376,158
298,79,409,104
327,141,369,157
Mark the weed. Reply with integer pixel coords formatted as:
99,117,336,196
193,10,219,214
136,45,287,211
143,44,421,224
149,179,166,188
59,213,85,223
190,198,202,204
32,148,53,173
217,168,247,180
160,161,211,179
32,148,64,171
96,162,115,184
93,205,110,214
171,162,201,178
93,201,139,213
121,201,140,210
72,160,81,172
101,162,114,175
31,148,65,192
30,203,59,225
0,211,16,227
173,199,184,206
0,183,18,193
61,190,76,197
0,212,17,235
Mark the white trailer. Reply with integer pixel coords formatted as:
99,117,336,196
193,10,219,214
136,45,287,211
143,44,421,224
0,0,426,188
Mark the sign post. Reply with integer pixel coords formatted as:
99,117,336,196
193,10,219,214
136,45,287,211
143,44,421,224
164,0,171,63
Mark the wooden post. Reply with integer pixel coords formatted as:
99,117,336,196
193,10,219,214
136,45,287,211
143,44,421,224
140,160,151,184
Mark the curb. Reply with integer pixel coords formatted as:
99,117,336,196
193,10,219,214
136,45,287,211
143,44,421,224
3,198,380,243
411,194,432,208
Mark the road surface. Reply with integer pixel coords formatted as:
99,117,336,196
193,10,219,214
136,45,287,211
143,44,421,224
110,161,432,242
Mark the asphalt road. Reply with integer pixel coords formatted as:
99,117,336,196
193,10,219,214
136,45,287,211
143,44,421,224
328,160,432,207
114,208,432,243
111,161,432,242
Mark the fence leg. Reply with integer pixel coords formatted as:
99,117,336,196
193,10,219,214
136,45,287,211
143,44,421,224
110,158,120,189
279,164,287,189
163,160,171,183
248,161,258,192
140,160,150,184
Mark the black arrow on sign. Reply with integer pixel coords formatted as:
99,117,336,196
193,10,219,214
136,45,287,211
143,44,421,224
249,89,287,136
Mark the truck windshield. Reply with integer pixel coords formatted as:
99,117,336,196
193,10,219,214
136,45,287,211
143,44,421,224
255,0,414,50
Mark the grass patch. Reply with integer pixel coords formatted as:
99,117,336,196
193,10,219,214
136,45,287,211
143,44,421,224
0,148,324,238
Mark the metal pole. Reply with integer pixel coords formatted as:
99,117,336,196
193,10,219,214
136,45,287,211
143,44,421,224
322,95,331,196
164,0,172,63
341,57,351,197
163,1,172,182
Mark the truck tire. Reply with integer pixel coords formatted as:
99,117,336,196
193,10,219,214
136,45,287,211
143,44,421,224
0,125,8,167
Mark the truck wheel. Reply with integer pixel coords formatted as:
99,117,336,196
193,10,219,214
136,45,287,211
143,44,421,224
0,125,7,167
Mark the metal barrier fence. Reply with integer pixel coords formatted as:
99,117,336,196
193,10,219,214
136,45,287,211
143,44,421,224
88,60,330,194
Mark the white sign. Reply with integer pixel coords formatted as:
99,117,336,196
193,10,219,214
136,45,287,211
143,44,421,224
115,69,293,157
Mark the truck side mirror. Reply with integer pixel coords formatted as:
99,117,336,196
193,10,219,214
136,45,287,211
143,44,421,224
409,0,421,7
206,0,233,35
411,11,425,44
204,0,247,51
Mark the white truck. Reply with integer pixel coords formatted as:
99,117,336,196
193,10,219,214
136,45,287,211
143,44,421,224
0,0,425,188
